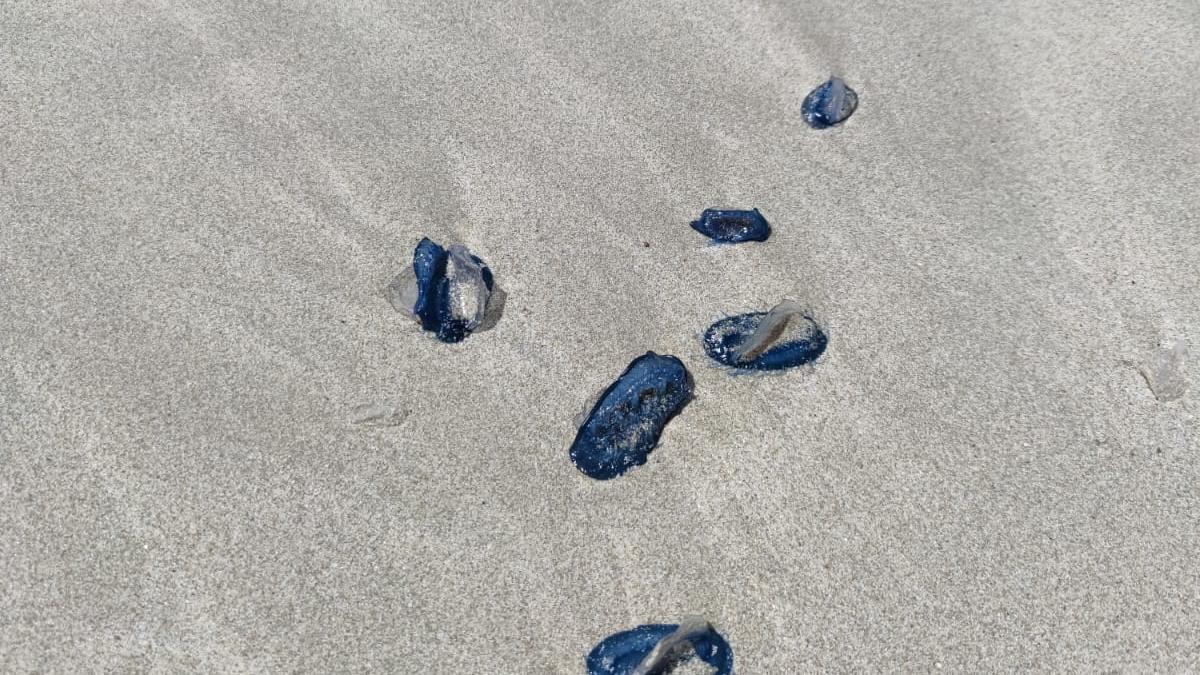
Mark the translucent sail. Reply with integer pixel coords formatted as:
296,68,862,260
630,617,713,675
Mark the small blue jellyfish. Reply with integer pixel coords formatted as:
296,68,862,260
586,619,734,675
704,299,827,371
802,76,858,129
385,238,494,343
570,352,693,480
690,208,771,244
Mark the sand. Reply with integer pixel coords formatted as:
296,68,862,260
2,0,1198,671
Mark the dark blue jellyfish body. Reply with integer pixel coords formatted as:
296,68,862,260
703,303,827,371
570,352,693,480
801,76,858,129
408,238,494,343
586,623,734,675
690,208,771,243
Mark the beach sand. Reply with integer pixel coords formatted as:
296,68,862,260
2,0,1198,671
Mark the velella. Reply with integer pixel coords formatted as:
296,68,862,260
802,76,857,129
703,299,827,371
570,352,693,480
690,208,771,244
385,237,494,343
586,618,734,675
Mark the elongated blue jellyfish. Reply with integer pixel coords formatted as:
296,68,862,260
704,299,827,371
385,238,494,343
570,352,693,480
802,76,857,129
690,208,771,243
586,619,734,675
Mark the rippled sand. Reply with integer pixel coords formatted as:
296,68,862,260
2,0,1197,670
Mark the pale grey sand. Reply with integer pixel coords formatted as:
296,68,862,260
2,0,1198,671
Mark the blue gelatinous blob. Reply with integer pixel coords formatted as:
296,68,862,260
703,301,827,371
570,352,693,480
690,208,771,243
802,76,858,129
586,622,734,675
411,238,449,333
401,237,494,343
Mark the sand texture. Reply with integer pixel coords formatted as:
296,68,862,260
2,0,1198,671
